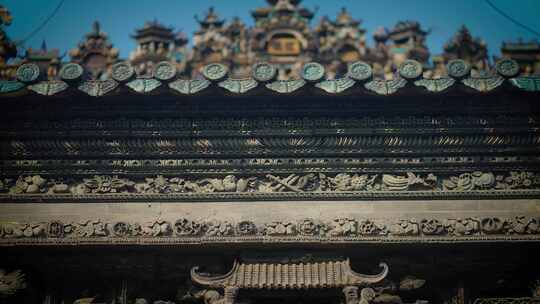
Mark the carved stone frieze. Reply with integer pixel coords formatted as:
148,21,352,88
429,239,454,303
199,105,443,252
0,215,538,245
1,171,540,201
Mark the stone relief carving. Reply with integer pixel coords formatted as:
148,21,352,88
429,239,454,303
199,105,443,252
236,221,257,235
327,218,358,236
80,175,136,194
264,221,296,236
12,175,47,194
388,220,419,236
174,218,204,236
3,171,540,198
0,215,539,243
0,269,26,296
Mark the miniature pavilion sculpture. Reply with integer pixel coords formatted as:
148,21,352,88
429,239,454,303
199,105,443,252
433,26,489,77
191,259,389,304
314,7,367,78
501,39,540,75
129,20,188,76
24,41,62,80
69,21,119,79
2,2,539,81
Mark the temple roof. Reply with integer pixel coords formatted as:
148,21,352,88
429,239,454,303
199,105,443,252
502,40,540,52
390,20,428,36
132,20,176,41
252,0,314,22
25,41,61,61
444,26,487,59
191,259,388,289
195,7,225,29
334,7,361,28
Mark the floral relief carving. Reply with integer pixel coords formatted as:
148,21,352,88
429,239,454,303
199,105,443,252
445,218,479,236
0,215,540,243
11,175,47,194
480,218,504,234
0,215,539,243
76,220,108,237
1,171,540,198
236,221,257,235
506,216,539,234
264,221,296,236
174,218,204,236
421,219,445,235
388,220,419,236
80,175,135,194
323,173,378,191
358,220,386,236
298,218,320,236
495,172,540,190
442,172,496,191
134,220,172,237
327,218,357,236
382,173,437,191
205,220,234,237
111,221,130,237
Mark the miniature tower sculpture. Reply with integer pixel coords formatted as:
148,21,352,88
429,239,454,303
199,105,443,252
69,21,119,79
129,20,188,76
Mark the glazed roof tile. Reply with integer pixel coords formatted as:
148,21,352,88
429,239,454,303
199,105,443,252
1,58,539,97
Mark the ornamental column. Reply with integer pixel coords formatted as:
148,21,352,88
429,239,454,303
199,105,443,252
343,286,359,304
223,286,239,304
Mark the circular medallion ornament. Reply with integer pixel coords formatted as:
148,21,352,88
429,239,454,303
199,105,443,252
153,61,177,81
111,62,135,82
112,221,130,237
348,61,372,81
496,58,519,78
202,63,229,81
360,288,376,301
59,63,84,81
16,63,40,83
398,59,423,79
302,62,325,82
252,62,277,82
47,221,64,238
446,59,471,79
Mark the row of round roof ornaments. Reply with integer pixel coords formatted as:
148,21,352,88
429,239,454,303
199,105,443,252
1,58,539,97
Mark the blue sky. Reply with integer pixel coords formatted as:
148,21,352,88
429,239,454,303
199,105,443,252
3,0,540,59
